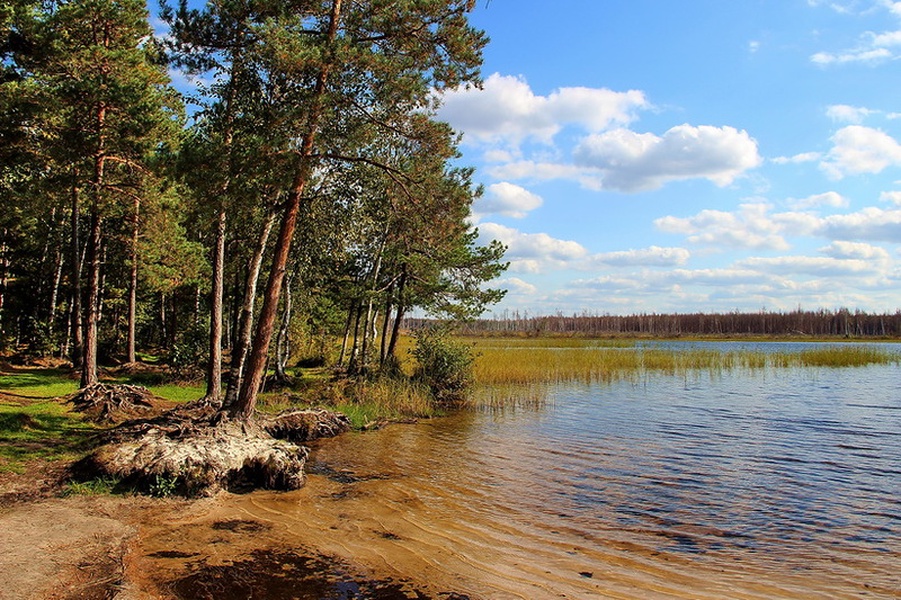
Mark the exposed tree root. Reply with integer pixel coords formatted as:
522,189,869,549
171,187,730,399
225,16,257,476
262,408,351,443
67,383,158,423
73,402,351,497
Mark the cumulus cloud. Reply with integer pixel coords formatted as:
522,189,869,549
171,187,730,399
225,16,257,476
826,104,875,123
810,1,901,65
477,222,588,273
572,125,761,192
437,73,648,145
879,190,901,204
654,202,789,250
737,255,877,276
591,246,690,267
819,240,890,260
497,277,538,295
474,182,543,219
788,191,849,209
820,125,901,178
816,207,901,241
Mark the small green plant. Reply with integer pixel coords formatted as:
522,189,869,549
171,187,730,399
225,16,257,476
149,473,179,497
62,476,121,496
411,326,475,406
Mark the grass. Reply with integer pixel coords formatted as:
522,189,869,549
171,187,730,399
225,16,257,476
258,374,437,429
0,369,79,398
469,340,901,386
0,399,96,473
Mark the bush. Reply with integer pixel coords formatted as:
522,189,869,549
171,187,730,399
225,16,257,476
411,327,474,406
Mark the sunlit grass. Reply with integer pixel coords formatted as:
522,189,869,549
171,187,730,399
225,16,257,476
0,400,95,472
0,369,79,398
470,343,901,387
257,374,436,429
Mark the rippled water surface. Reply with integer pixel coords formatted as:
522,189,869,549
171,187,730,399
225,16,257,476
241,358,901,599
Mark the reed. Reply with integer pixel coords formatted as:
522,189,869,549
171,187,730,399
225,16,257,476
469,341,900,388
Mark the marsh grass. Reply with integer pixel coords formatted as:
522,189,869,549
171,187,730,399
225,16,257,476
468,340,900,406
256,374,436,429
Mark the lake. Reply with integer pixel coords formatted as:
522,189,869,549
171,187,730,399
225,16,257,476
177,343,901,598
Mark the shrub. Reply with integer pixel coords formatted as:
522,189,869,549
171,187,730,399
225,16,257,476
411,326,474,406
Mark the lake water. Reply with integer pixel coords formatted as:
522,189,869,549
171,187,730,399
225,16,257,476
225,345,901,598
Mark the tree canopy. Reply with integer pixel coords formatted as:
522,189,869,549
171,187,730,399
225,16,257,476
0,0,507,412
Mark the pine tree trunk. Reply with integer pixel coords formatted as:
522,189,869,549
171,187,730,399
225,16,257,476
224,210,275,407
70,183,84,368
205,207,227,401
127,197,140,363
80,207,102,388
81,97,106,389
232,0,343,418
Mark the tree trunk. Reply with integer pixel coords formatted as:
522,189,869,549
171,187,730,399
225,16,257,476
274,268,295,383
80,207,103,388
81,96,106,389
232,0,343,418
127,196,140,363
386,264,408,361
224,210,275,407
205,207,227,401
70,183,84,368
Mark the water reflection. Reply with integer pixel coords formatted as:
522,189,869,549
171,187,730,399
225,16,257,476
251,362,901,598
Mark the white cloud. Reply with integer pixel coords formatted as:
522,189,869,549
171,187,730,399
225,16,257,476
826,104,875,123
477,222,588,273
572,125,761,192
816,206,901,241
772,152,822,165
437,73,648,146
788,191,849,209
655,202,790,250
591,246,690,267
497,277,538,295
820,125,901,178
879,190,901,204
819,240,890,260
737,255,877,276
475,182,543,219
811,47,892,65
810,1,901,65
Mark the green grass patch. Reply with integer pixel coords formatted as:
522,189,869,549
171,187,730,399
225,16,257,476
0,369,79,398
61,476,121,496
0,400,96,472
147,383,205,403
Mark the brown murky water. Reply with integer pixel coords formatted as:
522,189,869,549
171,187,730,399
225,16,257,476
140,358,900,599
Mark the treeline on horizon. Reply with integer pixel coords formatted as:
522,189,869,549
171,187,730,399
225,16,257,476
422,308,901,338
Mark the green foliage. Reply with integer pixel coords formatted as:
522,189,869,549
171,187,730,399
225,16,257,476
62,476,121,496
148,473,179,497
411,326,475,406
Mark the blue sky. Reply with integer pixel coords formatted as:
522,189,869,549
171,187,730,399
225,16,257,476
434,0,901,316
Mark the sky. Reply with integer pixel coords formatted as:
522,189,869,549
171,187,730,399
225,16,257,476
432,0,901,316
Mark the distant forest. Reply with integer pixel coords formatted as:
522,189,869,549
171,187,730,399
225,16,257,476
436,308,901,338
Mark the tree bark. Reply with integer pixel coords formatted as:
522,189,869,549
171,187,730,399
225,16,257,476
69,183,84,368
386,264,407,361
80,207,103,388
232,0,343,418
126,196,140,363
205,207,227,401
81,95,107,389
223,210,275,407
